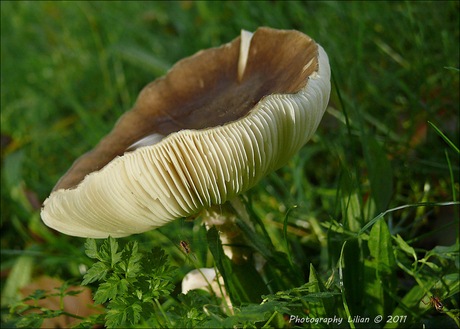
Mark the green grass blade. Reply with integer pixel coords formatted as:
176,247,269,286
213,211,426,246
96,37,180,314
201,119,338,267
282,206,296,266
444,66,459,72
446,150,458,221
363,136,393,215
428,121,460,154
358,201,460,235
338,241,355,329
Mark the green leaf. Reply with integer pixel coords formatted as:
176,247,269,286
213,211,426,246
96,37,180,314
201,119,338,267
443,272,460,282
15,313,44,328
147,277,175,299
417,260,440,270
84,238,99,259
143,247,177,280
108,236,121,267
394,234,417,263
390,281,426,319
105,302,126,328
141,247,176,300
82,262,110,285
106,297,142,328
107,297,129,327
363,259,385,318
65,290,84,297
81,238,178,327
125,302,142,325
96,236,121,266
94,276,120,305
368,218,395,275
25,289,48,302
430,244,459,257
118,241,142,278
53,280,74,295
170,291,211,328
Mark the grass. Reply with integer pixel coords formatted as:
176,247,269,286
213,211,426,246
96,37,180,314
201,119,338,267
1,1,459,328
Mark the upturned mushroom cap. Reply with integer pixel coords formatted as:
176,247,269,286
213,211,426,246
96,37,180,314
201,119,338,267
41,27,331,238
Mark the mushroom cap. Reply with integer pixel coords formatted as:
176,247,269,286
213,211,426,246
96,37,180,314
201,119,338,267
181,268,220,295
41,27,331,238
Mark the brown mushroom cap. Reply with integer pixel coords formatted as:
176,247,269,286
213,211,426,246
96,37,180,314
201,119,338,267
41,27,331,238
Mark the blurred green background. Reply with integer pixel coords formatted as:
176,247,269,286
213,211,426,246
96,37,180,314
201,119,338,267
1,1,459,327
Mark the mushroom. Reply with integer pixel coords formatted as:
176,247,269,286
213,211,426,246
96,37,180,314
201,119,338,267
41,27,331,239
181,268,225,296
182,268,231,312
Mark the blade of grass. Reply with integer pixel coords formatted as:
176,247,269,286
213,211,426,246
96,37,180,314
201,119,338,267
338,241,355,329
446,150,458,221
206,226,245,305
358,201,460,236
444,66,459,72
408,214,459,245
428,121,460,154
282,206,296,266
309,264,336,320
332,71,365,227
363,135,393,215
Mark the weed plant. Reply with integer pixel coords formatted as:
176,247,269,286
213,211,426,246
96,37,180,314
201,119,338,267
1,1,459,328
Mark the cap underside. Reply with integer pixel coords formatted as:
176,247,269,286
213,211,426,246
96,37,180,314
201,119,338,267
41,27,331,238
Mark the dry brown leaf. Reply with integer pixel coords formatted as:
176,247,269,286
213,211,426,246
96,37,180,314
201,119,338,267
20,276,103,328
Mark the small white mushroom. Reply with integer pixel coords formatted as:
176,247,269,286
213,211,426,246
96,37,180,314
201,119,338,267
181,268,224,296
41,27,331,238
181,268,231,310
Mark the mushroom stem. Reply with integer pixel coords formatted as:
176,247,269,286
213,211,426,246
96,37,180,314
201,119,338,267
126,133,166,151
200,197,254,265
